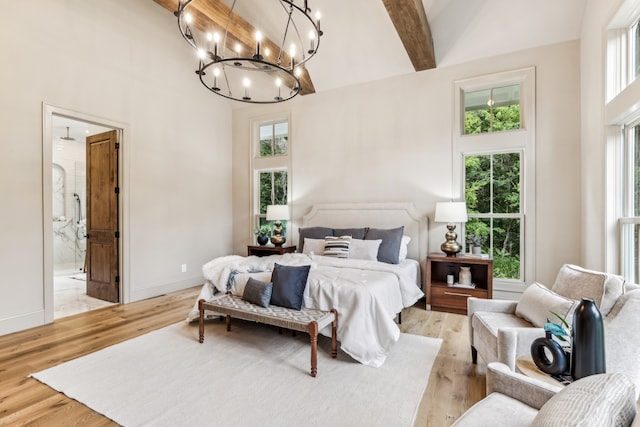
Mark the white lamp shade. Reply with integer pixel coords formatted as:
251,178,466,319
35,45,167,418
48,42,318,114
266,205,290,221
434,202,468,223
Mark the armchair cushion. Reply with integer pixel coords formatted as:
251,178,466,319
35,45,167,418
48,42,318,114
515,282,577,327
531,372,637,427
452,393,538,427
551,264,624,316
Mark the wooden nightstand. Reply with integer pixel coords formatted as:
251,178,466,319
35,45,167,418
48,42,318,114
247,245,297,257
426,254,493,315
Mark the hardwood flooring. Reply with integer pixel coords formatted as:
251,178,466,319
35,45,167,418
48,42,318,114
0,287,486,426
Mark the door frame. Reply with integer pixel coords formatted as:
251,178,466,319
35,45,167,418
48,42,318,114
42,104,131,323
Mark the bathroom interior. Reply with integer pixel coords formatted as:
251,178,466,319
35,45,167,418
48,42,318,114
52,115,116,318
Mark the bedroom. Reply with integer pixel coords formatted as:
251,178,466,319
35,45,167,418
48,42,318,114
0,0,635,424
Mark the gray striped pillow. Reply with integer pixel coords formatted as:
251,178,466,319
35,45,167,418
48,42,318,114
323,235,352,258
531,372,636,427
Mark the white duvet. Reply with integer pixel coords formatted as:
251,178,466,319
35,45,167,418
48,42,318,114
187,253,424,367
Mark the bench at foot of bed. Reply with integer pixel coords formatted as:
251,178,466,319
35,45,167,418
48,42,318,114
198,295,338,377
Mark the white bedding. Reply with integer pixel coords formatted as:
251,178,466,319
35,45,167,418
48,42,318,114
188,253,424,367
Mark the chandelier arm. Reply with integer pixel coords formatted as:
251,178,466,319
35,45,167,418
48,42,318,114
221,0,238,59
276,1,295,67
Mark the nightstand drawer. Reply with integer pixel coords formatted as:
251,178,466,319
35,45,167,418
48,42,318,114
430,286,488,314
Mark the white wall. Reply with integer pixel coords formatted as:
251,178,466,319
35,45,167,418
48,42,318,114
0,0,233,335
232,41,582,288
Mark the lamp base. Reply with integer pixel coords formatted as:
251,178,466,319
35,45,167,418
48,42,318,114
441,224,462,257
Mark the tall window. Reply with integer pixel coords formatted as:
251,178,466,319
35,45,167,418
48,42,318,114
453,67,535,299
620,123,640,282
465,152,523,280
606,1,640,278
252,118,290,234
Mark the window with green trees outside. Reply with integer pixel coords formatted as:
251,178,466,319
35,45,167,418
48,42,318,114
464,84,520,135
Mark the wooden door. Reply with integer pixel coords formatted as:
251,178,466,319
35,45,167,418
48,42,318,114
86,130,120,302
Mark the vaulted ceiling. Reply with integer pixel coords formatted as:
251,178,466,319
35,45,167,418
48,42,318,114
151,0,587,96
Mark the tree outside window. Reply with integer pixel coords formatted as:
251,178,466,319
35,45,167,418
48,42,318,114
464,84,521,135
465,152,522,280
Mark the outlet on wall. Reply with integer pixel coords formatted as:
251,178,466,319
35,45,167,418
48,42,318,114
181,263,187,273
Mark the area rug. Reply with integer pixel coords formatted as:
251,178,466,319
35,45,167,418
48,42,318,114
31,320,442,426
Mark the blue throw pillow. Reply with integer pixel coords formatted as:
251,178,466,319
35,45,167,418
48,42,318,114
365,226,404,264
242,277,273,308
270,263,311,310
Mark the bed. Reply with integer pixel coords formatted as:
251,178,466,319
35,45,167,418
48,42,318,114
188,203,428,367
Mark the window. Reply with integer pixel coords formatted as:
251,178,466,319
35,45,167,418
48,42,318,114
252,117,291,235
453,67,535,299
620,123,640,282
463,85,521,135
465,152,523,280
606,1,640,278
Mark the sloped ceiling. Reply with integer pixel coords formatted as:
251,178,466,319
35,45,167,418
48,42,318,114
152,0,587,94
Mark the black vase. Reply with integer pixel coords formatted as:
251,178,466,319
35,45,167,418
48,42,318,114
257,234,269,246
531,331,569,375
571,297,606,380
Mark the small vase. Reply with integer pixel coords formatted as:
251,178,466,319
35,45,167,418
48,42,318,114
571,297,606,380
256,234,269,246
531,331,569,375
459,266,472,285
472,246,482,255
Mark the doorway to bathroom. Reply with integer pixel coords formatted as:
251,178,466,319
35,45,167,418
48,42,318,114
50,114,118,319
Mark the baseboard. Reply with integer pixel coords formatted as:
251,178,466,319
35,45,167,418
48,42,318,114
129,276,203,303
0,309,47,336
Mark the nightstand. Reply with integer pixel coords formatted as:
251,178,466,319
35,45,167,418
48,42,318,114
426,254,493,315
247,245,297,257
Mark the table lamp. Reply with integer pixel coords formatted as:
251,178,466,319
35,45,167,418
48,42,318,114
266,205,290,247
434,202,468,257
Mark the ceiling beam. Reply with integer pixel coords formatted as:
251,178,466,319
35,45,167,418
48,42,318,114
152,0,316,95
381,0,436,71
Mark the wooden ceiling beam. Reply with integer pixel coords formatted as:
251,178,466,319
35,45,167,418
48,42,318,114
152,0,316,95
381,0,436,71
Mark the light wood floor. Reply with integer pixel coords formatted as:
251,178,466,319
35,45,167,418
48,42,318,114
0,286,486,426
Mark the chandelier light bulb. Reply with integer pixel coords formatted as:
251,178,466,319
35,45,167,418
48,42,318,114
213,32,221,43
315,11,322,35
308,30,316,53
243,77,251,100
255,31,263,42
206,32,213,41
212,67,220,91
185,12,193,24
243,78,251,88
255,31,263,59
197,48,206,59
214,68,220,77
290,43,296,69
235,43,242,56
276,78,282,87
264,47,271,57
295,67,302,77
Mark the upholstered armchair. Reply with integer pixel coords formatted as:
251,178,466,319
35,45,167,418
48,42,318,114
452,362,638,426
467,264,640,394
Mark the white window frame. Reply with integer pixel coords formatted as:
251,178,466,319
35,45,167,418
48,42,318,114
606,0,640,277
453,67,536,300
250,114,292,239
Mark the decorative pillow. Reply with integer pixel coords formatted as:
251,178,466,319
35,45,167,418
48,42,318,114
297,227,333,253
229,271,272,295
242,277,273,308
531,372,637,427
270,263,311,310
551,264,625,316
515,282,577,328
302,238,325,255
349,238,382,261
333,227,368,240
323,235,352,258
398,235,411,262
365,226,404,264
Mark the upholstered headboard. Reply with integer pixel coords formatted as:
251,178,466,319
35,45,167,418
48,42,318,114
300,202,428,264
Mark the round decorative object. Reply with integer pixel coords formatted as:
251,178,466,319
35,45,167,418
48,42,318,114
571,297,606,380
257,234,269,246
531,332,569,375
459,266,472,285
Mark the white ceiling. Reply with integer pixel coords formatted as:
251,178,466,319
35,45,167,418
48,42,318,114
301,0,587,93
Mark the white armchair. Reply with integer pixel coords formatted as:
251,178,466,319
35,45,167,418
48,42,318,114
452,362,638,427
468,264,638,378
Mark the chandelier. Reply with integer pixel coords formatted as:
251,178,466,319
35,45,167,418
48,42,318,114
175,0,323,104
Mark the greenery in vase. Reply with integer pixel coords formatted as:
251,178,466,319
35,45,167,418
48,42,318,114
545,310,571,348
254,225,271,236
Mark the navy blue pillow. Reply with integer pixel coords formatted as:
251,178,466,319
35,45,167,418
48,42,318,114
365,226,404,264
242,277,273,308
270,263,311,310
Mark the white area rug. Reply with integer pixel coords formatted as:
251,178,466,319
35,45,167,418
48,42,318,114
31,320,441,426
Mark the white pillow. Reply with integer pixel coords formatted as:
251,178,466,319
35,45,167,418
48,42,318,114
515,282,577,328
302,238,325,255
323,235,352,258
398,235,411,262
349,239,382,261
